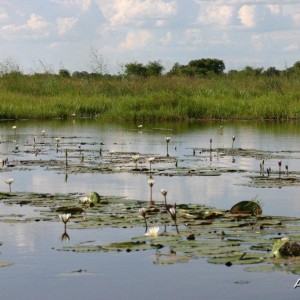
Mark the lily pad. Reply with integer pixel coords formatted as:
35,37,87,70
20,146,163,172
89,192,101,204
230,200,262,216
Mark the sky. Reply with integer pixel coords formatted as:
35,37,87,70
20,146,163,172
0,0,300,74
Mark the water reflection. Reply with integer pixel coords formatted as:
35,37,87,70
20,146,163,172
0,119,300,217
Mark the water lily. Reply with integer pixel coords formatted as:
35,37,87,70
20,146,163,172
59,213,71,224
160,188,168,208
232,136,235,149
59,213,71,241
5,178,14,194
80,196,90,206
145,226,159,237
260,159,265,175
278,160,282,178
160,188,168,196
148,157,155,171
132,154,140,169
139,207,147,218
169,207,176,221
139,208,148,232
285,165,289,176
168,205,179,233
148,176,155,204
165,137,171,156
148,177,155,187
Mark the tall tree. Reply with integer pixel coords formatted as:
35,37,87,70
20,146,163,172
188,58,225,75
124,62,147,77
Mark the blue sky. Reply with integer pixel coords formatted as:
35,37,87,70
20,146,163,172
0,0,299,74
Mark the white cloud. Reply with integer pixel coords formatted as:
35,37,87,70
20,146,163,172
27,14,49,30
57,17,78,35
196,5,233,26
1,13,50,39
238,5,256,28
118,30,153,49
50,0,91,11
96,0,177,27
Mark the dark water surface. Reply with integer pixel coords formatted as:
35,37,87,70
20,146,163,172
0,119,300,299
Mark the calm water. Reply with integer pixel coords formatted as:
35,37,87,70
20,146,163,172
0,119,300,299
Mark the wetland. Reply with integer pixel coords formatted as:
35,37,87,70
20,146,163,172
1,119,300,300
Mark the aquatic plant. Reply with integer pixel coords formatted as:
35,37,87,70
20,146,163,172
160,188,168,209
278,160,282,178
80,196,91,207
219,125,223,135
260,159,265,176
4,178,14,194
59,213,71,224
147,176,155,205
59,213,71,232
132,154,140,169
168,205,179,233
145,226,159,237
165,137,171,157
231,136,235,149
139,207,148,232
148,157,155,171
285,165,289,177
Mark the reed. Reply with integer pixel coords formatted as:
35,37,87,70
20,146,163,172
0,73,299,120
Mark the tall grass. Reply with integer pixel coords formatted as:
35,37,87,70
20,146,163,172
0,72,299,120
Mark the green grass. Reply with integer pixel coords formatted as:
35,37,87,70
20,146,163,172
0,73,299,120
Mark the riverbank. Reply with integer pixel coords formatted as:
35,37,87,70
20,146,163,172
0,73,299,120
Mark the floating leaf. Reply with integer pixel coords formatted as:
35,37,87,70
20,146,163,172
89,192,101,204
230,200,262,216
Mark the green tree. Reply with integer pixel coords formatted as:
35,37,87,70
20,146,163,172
59,69,71,78
146,61,164,76
263,67,280,77
188,58,225,75
124,62,147,77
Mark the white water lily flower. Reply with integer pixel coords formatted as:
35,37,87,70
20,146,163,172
165,137,171,143
80,196,90,204
148,157,155,163
132,154,140,161
145,226,159,237
59,213,71,224
139,207,146,218
160,189,168,196
147,177,155,187
5,178,14,185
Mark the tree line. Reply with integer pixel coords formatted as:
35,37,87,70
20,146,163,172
1,56,300,78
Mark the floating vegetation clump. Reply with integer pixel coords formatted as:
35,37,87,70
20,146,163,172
1,191,300,273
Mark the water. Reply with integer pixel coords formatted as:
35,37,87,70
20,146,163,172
0,119,300,299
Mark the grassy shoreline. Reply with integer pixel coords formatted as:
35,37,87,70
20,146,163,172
0,73,299,121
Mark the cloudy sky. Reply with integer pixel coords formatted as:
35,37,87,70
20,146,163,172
0,0,299,74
